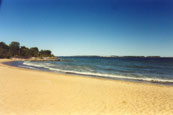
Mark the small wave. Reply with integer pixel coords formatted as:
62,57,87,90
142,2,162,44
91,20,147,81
49,68,173,83
19,65,37,70
23,61,55,68
22,61,173,84
23,61,44,67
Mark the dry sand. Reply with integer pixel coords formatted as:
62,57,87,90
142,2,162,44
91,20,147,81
0,59,173,115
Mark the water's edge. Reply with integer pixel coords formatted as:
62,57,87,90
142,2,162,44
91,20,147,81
3,61,173,86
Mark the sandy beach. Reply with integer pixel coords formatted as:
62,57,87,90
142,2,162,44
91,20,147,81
0,59,173,115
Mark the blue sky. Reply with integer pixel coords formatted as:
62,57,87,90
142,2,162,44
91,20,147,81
0,0,173,56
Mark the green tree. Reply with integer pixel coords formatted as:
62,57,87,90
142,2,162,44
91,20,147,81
0,42,9,58
29,47,39,57
0,41,55,58
20,46,30,58
9,41,20,57
39,50,52,57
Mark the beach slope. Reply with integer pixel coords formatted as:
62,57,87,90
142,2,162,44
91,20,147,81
0,59,173,115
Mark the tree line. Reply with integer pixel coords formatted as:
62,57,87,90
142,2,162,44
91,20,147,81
0,41,54,58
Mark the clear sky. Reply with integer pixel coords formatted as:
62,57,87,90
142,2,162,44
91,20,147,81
0,0,173,56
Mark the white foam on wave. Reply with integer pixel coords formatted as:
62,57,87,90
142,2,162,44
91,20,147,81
23,61,43,67
23,61,173,83
49,68,173,83
23,61,55,68
19,65,37,70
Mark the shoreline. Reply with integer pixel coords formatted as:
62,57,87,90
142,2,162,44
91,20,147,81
4,59,173,86
0,59,173,114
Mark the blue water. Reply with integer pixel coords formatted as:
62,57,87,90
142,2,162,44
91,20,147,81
7,57,173,84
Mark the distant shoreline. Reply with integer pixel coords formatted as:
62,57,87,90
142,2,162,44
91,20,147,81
0,57,60,62
59,55,173,59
